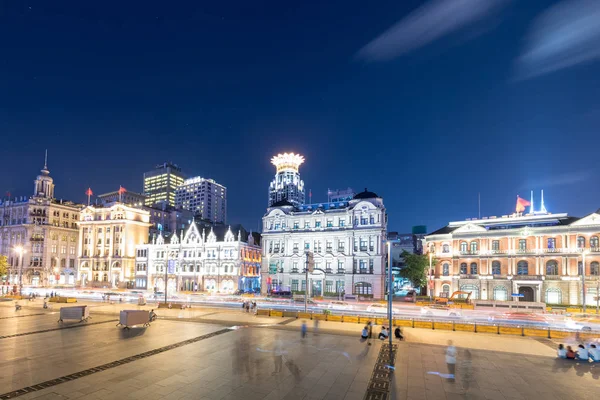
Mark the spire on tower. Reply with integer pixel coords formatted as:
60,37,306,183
540,190,547,213
44,149,48,170
530,190,534,214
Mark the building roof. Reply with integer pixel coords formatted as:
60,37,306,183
427,226,458,236
353,188,379,200
270,198,295,208
165,222,261,246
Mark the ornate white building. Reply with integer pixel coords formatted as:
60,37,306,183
261,189,387,299
134,224,261,293
77,203,151,288
268,153,305,207
0,156,82,288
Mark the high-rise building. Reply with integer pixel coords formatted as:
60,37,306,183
328,188,355,203
261,189,387,299
268,153,305,207
0,154,82,289
98,190,146,206
174,176,227,224
143,162,185,208
77,202,151,288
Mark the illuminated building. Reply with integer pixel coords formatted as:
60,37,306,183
143,162,185,208
261,189,387,299
77,203,151,288
134,224,261,292
425,192,600,305
98,190,146,206
268,153,305,207
175,176,227,224
0,154,82,288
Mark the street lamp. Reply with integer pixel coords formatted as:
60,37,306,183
429,251,433,303
14,246,25,297
386,241,393,352
582,250,589,314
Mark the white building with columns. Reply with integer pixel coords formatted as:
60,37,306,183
134,224,261,293
77,203,151,288
260,189,387,299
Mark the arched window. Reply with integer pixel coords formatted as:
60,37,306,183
470,242,478,253
591,261,600,276
546,260,558,276
442,284,450,295
460,263,467,274
578,262,583,275
577,236,586,248
592,236,599,249
460,242,467,253
470,263,478,275
491,261,501,275
459,284,479,300
354,282,372,295
545,288,562,304
442,244,450,253
517,261,528,275
430,244,435,253
442,263,450,276
493,286,508,301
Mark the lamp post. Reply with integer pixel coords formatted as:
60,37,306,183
15,246,25,297
386,241,393,353
429,251,433,303
582,250,588,314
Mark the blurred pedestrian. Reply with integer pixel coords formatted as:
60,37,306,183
367,321,373,346
313,318,319,334
301,321,307,338
394,326,404,341
361,326,369,342
446,340,457,382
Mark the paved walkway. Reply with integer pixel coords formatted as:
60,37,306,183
1,301,599,400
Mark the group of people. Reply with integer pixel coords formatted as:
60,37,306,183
360,321,404,343
242,301,257,313
558,343,600,362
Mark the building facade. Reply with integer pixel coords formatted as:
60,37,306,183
77,203,151,288
143,162,185,208
0,160,82,288
134,224,261,293
98,190,146,206
268,153,305,207
175,176,227,224
260,189,387,299
144,205,194,236
425,210,600,306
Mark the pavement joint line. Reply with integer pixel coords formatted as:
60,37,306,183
0,319,118,340
0,313,46,320
0,327,233,400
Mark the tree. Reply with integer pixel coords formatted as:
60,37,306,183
399,251,435,290
0,254,7,278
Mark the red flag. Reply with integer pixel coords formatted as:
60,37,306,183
85,188,93,196
515,196,531,213
118,186,127,194
6,191,10,198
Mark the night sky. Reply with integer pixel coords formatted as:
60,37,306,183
1,1,600,233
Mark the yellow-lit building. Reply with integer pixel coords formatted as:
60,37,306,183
77,203,151,288
143,162,185,208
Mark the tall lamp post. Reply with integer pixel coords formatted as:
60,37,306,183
582,250,589,314
386,241,393,352
429,251,433,303
15,246,25,297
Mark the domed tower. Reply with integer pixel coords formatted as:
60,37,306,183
268,153,305,207
33,150,55,199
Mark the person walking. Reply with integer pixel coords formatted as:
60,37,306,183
446,340,457,382
301,321,308,339
313,318,319,334
367,321,373,345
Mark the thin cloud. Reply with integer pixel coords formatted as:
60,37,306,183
515,0,600,80
356,0,510,62
522,171,591,189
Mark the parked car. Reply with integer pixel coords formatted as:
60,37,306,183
366,303,400,314
327,301,354,310
403,290,417,302
420,305,461,318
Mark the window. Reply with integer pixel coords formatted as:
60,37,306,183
518,239,527,250
591,236,599,249
470,242,478,253
325,280,333,293
442,263,449,276
336,280,345,293
354,282,372,295
459,284,479,300
546,260,558,275
591,261,600,276
442,244,450,253
578,262,583,275
293,221,299,229
493,286,508,301
460,242,467,253
517,261,528,275
492,261,501,275
339,218,345,227
304,222,310,229
315,220,321,228
547,238,556,249
429,244,435,254
492,241,499,251
292,280,299,292
460,263,467,274
337,261,344,272
470,263,478,275
442,285,450,295
577,236,585,249
326,219,333,228
545,288,562,305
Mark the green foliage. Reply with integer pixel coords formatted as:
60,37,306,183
0,255,7,277
399,251,435,289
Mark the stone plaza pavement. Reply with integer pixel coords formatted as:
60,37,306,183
1,301,599,400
